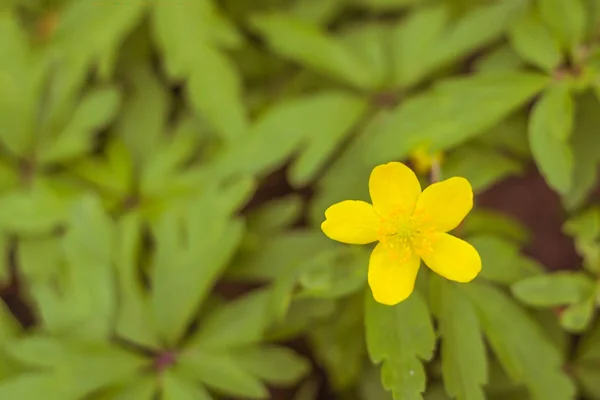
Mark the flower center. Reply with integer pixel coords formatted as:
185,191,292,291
378,207,435,261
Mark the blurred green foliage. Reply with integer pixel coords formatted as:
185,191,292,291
1,0,600,399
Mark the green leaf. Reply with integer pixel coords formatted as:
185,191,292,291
365,291,436,400
63,195,113,266
150,193,245,345
112,376,157,400
204,7,243,49
528,82,574,194
368,72,550,164
0,158,18,194
563,206,600,273
391,4,448,88
245,195,303,235
475,44,524,73
0,373,68,400
61,195,115,340
0,10,46,157
310,295,366,390
532,309,570,357
26,196,115,340
339,23,390,88
442,145,524,193
250,13,378,89
151,0,211,76
559,294,596,332
7,336,68,368
431,0,524,67
0,300,19,343
162,372,212,400
537,0,586,52
292,381,319,400
235,345,310,386
37,173,83,203
17,236,62,282
71,139,134,200
424,384,453,400
352,0,423,10
0,9,30,67
151,1,247,140
38,86,121,164
0,184,68,235
511,272,596,307
564,92,600,209
476,111,531,158
462,209,530,244
187,289,271,351
573,364,600,400
177,351,268,399
114,63,169,168
186,43,248,140
139,115,202,198
360,366,394,400
0,241,6,285
287,92,368,188
0,354,17,382
151,0,241,76
508,6,563,72
37,56,89,139
268,264,307,329
464,283,576,400
431,279,487,400
114,213,159,349
289,0,343,25
9,338,148,398
392,0,523,87
298,246,368,299
60,341,148,399
576,317,600,362
267,297,336,341
485,359,530,400
97,42,120,82
564,206,600,241
0,234,9,283
537,82,575,141
574,317,600,397
468,235,540,285
586,0,600,40
105,138,135,197
229,231,332,282
53,0,145,66
222,91,366,182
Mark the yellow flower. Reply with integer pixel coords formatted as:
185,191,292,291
320,162,481,306
410,144,443,175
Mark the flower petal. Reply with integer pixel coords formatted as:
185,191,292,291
369,162,421,218
321,200,380,244
415,177,473,232
368,242,421,305
421,233,481,283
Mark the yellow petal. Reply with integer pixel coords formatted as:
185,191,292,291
415,177,473,232
421,233,481,282
321,200,380,244
368,242,421,305
369,162,421,218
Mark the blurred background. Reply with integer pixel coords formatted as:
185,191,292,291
1,0,600,399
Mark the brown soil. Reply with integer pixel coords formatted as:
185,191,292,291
477,165,582,272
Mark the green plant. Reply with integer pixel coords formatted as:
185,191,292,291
1,0,600,399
